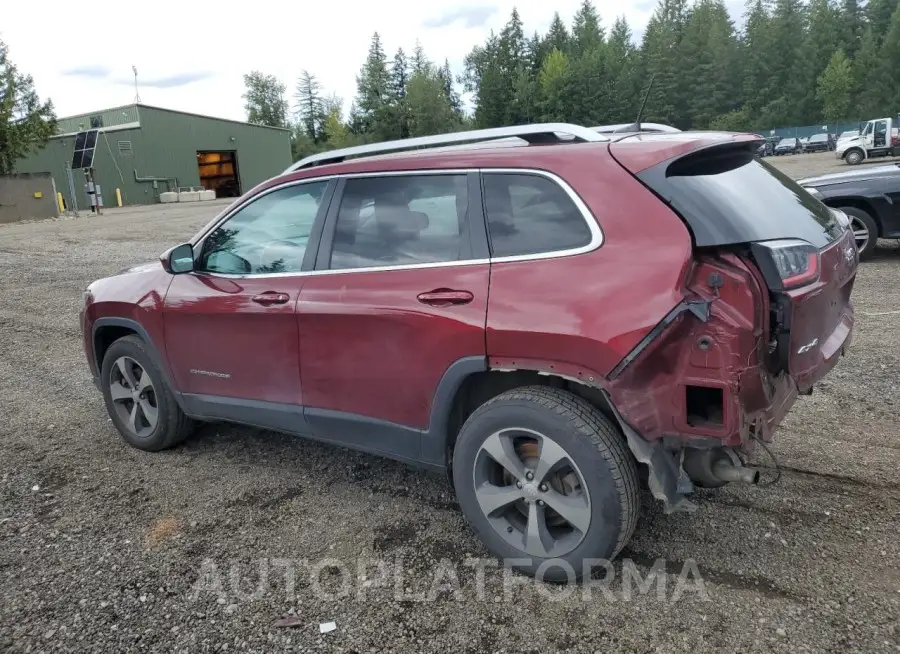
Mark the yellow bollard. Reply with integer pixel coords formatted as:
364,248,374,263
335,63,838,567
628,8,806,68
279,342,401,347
56,192,65,213
115,188,123,207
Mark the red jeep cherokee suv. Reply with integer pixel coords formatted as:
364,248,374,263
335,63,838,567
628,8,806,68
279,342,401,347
81,123,856,580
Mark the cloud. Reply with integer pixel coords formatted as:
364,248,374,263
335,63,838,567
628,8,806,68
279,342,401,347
61,65,111,78
117,71,215,89
423,5,498,29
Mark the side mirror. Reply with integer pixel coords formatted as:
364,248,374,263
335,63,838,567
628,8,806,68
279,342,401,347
161,243,195,274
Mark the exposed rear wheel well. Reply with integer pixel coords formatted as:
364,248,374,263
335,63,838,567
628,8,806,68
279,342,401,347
94,325,138,369
444,370,616,464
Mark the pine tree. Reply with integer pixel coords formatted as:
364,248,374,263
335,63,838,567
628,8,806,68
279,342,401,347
840,0,865,57
680,0,740,128
437,59,463,117
607,16,639,122
762,0,807,126
798,0,842,124
499,8,529,124
853,27,882,119
411,40,430,75
387,48,410,139
571,0,605,55
563,45,611,124
868,0,899,44
877,2,900,111
741,0,774,123
294,70,323,141
527,32,551,74
407,69,460,137
639,0,689,125
545,12,570,54
353,33,392,138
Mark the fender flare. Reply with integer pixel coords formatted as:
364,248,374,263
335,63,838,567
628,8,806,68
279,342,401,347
420,356,487,466
92,317,184,407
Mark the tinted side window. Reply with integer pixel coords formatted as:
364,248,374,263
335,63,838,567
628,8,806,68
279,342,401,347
483,173,592,258
329,174,468,270
200,182,327,275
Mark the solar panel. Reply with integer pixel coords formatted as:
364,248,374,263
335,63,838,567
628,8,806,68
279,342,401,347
71,129,99,169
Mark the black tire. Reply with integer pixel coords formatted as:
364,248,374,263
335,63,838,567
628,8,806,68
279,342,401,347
839,205,878,260
100,335,196,451
452,386,639,582
845,148,864,165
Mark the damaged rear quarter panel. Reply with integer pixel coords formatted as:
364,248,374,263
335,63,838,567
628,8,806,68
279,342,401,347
606,253,784,449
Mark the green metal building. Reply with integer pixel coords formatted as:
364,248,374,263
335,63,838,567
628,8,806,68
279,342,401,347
15,104,292,207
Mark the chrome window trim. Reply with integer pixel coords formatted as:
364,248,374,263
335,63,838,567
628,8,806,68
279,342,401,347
191,176,335,250
194,167,603,280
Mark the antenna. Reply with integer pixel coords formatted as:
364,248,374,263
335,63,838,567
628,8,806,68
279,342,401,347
611,73,657,136
132,65,141,104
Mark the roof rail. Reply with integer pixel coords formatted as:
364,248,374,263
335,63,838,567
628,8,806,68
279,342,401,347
285,123,607,172
591,122,682,134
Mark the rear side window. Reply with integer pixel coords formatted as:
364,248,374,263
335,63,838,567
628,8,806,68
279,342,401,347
329,174,468,270
483,173,592,258
644,146,844,248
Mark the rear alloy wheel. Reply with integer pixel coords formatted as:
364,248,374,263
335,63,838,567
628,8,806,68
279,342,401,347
452,387,639,582
839,206,878,259
472,427,592,559
845,149,864,165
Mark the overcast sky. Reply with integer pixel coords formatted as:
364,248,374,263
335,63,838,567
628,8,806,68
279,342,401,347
4,0,738,123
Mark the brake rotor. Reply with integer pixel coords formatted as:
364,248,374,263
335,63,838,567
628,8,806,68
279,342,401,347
500,438,583,528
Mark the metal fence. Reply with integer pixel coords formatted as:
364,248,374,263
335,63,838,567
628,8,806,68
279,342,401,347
762,120,864,140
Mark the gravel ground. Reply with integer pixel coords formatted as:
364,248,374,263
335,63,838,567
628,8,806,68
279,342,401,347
1,166,899,654
764,150,900,179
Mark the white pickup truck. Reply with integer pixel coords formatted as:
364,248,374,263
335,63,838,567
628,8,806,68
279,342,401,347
836,115,900,165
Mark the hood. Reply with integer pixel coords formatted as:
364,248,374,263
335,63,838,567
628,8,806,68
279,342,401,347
798,163,900,187
116,261,163,275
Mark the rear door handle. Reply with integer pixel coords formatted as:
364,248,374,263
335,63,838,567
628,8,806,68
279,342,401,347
417,289,474,306
251,292,290,305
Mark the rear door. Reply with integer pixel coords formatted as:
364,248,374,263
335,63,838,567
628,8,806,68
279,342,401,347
164,179,333,410
296,172,490,462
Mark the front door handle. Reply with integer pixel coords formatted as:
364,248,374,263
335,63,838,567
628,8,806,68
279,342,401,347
417,289,474,307
251,292,290,306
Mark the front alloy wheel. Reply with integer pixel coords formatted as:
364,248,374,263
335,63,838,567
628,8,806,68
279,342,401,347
473,428,591,558
109,356,158,438
100,334,195,451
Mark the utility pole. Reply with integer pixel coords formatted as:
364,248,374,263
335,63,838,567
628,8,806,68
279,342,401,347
133,65,141,104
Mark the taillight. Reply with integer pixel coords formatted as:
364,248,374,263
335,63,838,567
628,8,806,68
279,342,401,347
751,239,820,290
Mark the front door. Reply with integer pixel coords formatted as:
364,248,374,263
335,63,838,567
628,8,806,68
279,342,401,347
873,119,888,149
164,179,333,409
297,172,490,461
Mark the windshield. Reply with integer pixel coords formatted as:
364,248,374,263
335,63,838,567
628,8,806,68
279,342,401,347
640,145,845,248
777,139,794,147
809,134,827,142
